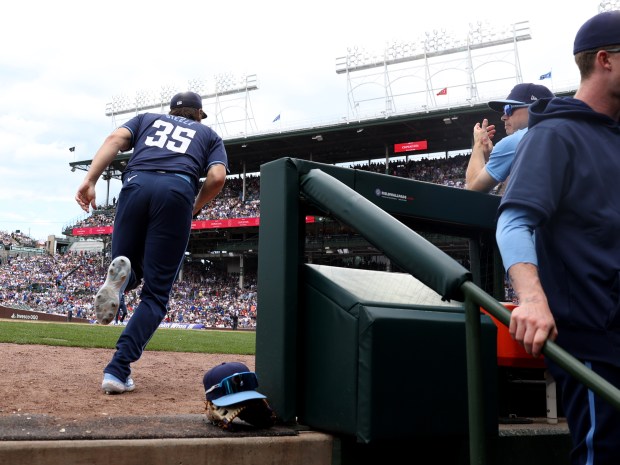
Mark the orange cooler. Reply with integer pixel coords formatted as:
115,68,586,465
481,303,546,369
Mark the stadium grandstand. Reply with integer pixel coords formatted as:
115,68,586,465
0,155,470,326
1,153,499,327
2,17,577,327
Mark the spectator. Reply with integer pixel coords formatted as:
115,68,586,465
114,294,128,325
465,83,553,194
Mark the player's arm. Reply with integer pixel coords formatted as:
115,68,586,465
193,163,227,217
465,119,497,193
75,127,132,213
496,206,557,357
466,167,499,193
504,262,556,357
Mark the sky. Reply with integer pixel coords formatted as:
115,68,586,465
0,0,610,242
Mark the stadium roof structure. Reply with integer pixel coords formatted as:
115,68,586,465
67,88,577,264
225,103,496,175
69,87,576,179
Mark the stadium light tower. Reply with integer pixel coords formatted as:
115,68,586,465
599,0,619,11
159,84,176,113
210,74,259,137
188,78,206,96
336,21,530,119
105,74,257,118
336,21,529,73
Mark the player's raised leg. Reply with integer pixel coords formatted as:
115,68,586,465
95,256,131,325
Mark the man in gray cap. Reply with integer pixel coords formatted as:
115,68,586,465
465,83,553,194
496,10,620,465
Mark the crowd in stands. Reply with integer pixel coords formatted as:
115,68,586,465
69,204,116,230
68,176,263,229
0,153,514,327
350,152,470,189
0,251,257,329
67,154,473,231
1,230,39,250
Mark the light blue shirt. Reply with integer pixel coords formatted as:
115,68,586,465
495,206,539,272
485,128,528,182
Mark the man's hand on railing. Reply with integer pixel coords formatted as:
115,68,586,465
507,263,558,358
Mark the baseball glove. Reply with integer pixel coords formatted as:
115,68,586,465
205,398,277,431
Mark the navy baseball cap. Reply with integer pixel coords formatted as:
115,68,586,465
170,91,207,119
203,362,266,407
573,10,620,55
487,83,554,112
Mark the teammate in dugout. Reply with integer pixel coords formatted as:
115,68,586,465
465,82,554,194
496,11,620,464
75,91,228,394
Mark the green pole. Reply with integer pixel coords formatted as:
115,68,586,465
465,296,487,465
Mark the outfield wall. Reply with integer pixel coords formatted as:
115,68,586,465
0,306,252,331
0,305,90,324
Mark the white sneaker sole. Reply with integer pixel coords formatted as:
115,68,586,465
95,256,131,325
102,376,136,394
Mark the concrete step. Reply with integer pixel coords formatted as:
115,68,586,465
333,417,571,465
0,432,333,465
0,415,570,465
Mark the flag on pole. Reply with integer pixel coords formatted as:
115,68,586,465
272,114,281,122
436,87,447,96
69,147,75,152
539,71,552,80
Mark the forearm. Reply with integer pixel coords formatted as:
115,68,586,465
193,164,227,216
506,261,556,357
84,130,131,183
76,129,131,212
496,205,556,356
465,144,488,187
507,263,547,306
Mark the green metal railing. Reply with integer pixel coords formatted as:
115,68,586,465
462,282,620,464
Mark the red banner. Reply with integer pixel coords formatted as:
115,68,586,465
73,226,113,236
394,140,428,153
72,216,316,236
190,217,260,230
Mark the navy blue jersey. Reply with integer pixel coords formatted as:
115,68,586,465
499,97,620,364
122,113,228,192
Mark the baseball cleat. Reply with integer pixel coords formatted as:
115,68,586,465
102,373,136,394
95,256,131,325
